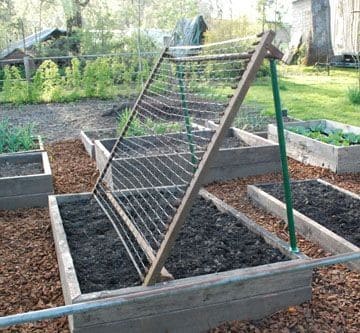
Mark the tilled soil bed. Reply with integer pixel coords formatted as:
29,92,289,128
0,160,43,177
258,179,360,247
59,196,288,293
116,133,247,157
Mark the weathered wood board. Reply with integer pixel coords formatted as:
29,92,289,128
80,128,118,159
0,151,53,210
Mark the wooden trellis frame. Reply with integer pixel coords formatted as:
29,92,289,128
93,30,284,286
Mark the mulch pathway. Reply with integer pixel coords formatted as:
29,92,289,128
0,140,98,333
0,140,359,332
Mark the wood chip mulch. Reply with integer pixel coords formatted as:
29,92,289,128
46,139,99,194
207,159,360,333
0,140,98,333
0,141,359,332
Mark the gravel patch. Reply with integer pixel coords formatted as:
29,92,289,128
0,99,121,143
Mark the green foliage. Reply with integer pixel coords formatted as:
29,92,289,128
65,58,82,89
0,119,37,153
117,109,183,137
33,60,64,102
2,66,29,104
83,57,113,98
347,86,360,105
288,125,360,146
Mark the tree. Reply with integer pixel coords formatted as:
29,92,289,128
61,0,90,33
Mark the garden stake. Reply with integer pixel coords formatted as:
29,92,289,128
176,63,197,169
269,58,299,253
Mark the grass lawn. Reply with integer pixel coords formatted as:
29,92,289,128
245,65,360,126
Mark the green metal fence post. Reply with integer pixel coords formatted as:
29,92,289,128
269,59,299,253
176,64,197,169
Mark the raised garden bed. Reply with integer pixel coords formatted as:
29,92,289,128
248,179,360,270
268,119,360,173
0,135,44,155
49,188,312,333
80,128,118,159
0,151,53,209
95,127,281,188
80,125,208,159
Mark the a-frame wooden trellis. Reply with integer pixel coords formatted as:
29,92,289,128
93,30,284,286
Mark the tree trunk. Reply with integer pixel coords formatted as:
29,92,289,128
305,0,334,65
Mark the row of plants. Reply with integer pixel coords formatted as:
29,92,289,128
117,109,184,137
1,56,154,105
0,120,37,154
288,124,360,146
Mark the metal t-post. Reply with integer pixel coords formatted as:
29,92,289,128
176,64,197,169
269,59,299,253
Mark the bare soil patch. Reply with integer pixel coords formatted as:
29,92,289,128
0,99,120,143
0,161,43,177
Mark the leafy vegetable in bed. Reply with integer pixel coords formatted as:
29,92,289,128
288,124,360,146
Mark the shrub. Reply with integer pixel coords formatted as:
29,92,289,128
83,58,113,98
32,60,63,102
0,119,37,153
65,58,82,89
2,66,29,104
347,86,360,105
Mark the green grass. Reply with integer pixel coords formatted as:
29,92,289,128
245,65,360,126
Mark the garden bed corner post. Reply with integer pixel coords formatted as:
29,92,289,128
269,58,299,253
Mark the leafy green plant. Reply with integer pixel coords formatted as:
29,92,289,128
2,66,29,104
117,109,183,137
288,125,360,146
83,58,113,98
32,60,63,102
347,86,360,105
0,120,37,153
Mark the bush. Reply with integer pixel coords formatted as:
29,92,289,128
83,58,113,98
2,66,29,104
347,86,360,105
32,60,63,102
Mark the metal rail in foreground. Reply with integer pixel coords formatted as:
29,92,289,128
0,252,359,329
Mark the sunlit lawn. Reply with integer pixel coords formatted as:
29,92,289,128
246,65,360,126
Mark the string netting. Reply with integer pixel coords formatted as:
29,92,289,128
93,32,273,282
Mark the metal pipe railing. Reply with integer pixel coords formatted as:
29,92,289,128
0,251,359,329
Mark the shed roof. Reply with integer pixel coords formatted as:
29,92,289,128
0,28,66,60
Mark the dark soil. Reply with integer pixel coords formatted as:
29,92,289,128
59,198,144,293
0,99,121,143
59,195,288,293
0,161,43,177
85,128,118,141
114,134,247,158
258,180,360,247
